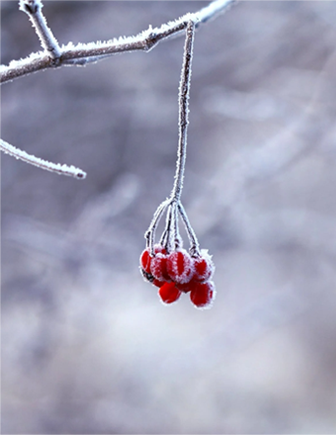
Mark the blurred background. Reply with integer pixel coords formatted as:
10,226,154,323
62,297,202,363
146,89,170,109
2,1,336,433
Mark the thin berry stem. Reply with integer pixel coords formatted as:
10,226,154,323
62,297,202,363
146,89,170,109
178,202,200,257
164,204,174,253
172,202,182,249
159,202,172,249
145,198,170,253
171,19,196,202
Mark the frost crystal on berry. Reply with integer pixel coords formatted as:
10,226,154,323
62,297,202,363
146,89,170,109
190,281,216,309
140,248,152,274
150,253,170,282
166,249,194,284
193,250,215,282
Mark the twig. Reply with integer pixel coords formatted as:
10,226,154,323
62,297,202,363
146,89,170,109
177,202,200,256
171,20,195,202
0,0,236,84
19,0,61,60
0,0,235,179
0,138,86,179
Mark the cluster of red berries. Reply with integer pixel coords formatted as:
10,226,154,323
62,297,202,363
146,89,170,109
140,244,216,309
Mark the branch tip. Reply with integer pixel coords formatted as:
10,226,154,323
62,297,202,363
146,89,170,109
19,0,42,15
0,138,86,180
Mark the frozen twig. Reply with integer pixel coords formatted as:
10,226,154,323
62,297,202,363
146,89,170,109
0,0,235,178
171,19,195,202
19,0,62,60
178,202,200,256
0,138,86,179
0,0,236,84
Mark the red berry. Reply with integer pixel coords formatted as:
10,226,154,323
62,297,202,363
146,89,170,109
193,250,214,282
158,282,181,304
152,278,166,288
140,244,167,275
166,249,194,284
140,248,152,274
150,253,171,282
175,280,195,293
190,281,216,309
153,244,167,255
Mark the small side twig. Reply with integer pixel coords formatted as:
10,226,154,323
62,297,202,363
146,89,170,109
0,138,86,179
19,0,61,60
0,0,236,179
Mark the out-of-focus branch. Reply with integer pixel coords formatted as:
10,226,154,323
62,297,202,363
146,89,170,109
0,0,236,84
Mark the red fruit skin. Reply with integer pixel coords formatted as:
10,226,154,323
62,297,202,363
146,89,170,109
158,282,182,304
190,281,216,309
152,279,165,288
175,280,195,293
154,244,167,255
193,251,215,282
140,244,167,275
150,253,171,282
166,249,194,284
140,249,152,274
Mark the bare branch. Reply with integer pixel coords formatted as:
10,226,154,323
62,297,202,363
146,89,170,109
19,0,61,59
171,19,195,202
0,0,235,179
0,138,86,179
0,0,236,84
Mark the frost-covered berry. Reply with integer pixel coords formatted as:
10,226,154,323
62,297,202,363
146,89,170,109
158,282,181,304
166,248,194,284
150,253,171,282
140,248,152,274
193,250,215,282
140,244,167,274
153,244,167,255
190,281,216,309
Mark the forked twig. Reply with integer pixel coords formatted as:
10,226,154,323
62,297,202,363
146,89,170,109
0,0,236,178
0,0,236,84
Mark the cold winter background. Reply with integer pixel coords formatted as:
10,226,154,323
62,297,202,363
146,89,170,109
2,1,336,433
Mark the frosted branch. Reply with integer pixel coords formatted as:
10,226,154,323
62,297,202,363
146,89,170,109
0,138,86,179
19,0,61,60
0,0,235,178
171,20,195,202
0,0,236,84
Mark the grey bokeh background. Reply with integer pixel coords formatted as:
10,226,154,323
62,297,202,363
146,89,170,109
2,1,336,433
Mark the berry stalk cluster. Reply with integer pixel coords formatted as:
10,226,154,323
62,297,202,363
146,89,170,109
140,20,216,309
